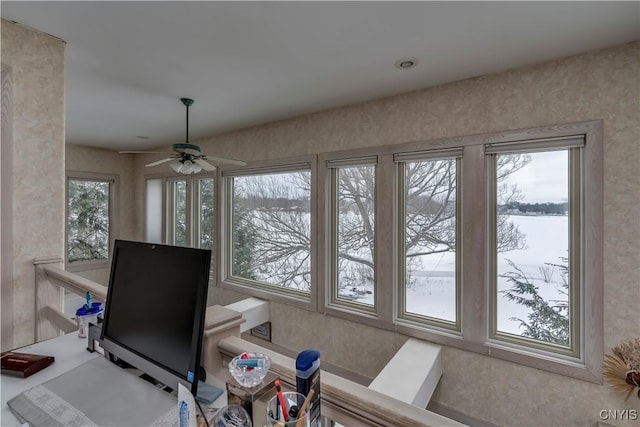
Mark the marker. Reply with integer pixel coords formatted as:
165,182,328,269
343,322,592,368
85,291,92,310
274,379,288,422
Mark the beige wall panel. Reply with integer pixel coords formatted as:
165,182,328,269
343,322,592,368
2,20,65,348
431,347,492,423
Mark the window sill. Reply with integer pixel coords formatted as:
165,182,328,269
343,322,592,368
218,278,316,311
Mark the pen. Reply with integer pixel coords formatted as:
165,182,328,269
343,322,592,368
274,379,288,422
295,389,314,427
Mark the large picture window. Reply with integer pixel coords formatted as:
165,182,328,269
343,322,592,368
225,165,312,294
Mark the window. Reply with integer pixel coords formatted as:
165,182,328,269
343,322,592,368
193,177,215,250
146,175,215,249
487,141,582,356
166,178,187,246
145,178,163,244
396,151,461,328
224,163,313,295
66,173,117,269
328,159,377,309
210,121,602,381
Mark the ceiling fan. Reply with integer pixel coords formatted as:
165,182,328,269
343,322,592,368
120,98,246,174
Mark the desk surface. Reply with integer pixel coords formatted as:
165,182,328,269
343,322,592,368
1,333,227,426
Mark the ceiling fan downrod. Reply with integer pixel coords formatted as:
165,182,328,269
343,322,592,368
180,98,194,144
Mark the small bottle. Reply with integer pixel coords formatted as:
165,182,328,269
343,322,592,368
296,350,320,427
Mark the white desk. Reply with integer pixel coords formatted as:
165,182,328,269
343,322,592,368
1,333,227,426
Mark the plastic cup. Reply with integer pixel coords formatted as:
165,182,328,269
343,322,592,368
265,392,309,427
75,302,103,338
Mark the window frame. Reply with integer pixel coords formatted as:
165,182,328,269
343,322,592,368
165,176,189,247
191,175,216,251
327,157,379,314
65,171,119,272
395,150,462,332
486,142,583,358
218,156,317,311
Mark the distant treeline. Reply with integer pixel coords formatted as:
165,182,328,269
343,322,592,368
499,201,568,215
239,196,310,211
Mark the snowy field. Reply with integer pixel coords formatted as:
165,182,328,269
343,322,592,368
352,215,568,335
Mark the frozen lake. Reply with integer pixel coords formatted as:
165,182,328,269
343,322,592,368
387,215,568,336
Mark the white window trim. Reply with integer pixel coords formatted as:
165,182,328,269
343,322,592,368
218,156,317,311
65,171,119,272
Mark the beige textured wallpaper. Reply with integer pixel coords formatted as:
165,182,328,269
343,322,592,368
175,42,639,426
5,13,637,426
65,144,138,285
1,20,66,349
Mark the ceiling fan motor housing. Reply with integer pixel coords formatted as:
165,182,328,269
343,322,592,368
173,143,201,154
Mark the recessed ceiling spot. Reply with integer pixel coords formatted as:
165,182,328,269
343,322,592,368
394,57,419,70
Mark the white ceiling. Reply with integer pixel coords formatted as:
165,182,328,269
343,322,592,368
2,1,639,151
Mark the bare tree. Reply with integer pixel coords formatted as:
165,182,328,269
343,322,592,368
233,173,312,291
231,154,530,292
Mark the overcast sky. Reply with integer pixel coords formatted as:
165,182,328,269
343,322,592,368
504,151,568,204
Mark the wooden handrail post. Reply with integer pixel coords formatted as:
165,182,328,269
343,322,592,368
34,257,65,342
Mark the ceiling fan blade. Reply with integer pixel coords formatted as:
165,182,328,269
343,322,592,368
194,158,216,171
203,155,247,166
145,157,175,167
120,150,172,154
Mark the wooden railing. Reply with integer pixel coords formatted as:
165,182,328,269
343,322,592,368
218,336,463,427
34,257,107,342
34,260,464,427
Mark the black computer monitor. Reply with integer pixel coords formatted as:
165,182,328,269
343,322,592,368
100,240,211,395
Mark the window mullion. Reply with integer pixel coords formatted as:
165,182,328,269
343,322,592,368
461,144,487,344
376,154,394,323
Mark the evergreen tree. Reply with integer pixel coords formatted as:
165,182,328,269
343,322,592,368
232,197,258,280
500,257,569,345
67,180,110,262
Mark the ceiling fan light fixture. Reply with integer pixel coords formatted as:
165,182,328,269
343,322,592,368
182,160,197,174
170,158,203,174
170,159,183,173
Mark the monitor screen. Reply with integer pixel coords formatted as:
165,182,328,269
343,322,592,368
100,240,211,395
